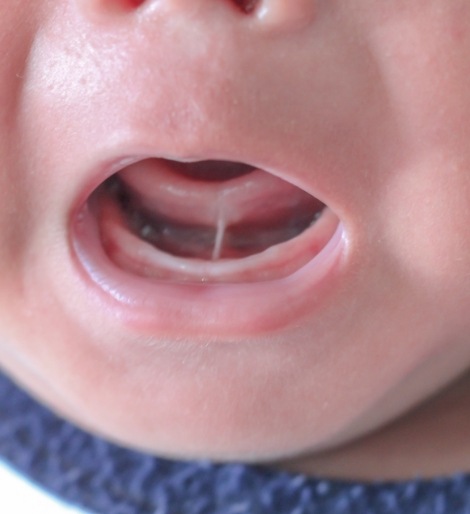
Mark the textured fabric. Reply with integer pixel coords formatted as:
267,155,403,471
1,371,470,514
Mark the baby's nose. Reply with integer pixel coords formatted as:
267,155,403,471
79,0,316,34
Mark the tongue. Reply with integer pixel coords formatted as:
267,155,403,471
118,158,321,228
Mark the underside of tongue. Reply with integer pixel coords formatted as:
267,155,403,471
107,158,324,260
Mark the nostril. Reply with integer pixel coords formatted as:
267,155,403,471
233,0,258,14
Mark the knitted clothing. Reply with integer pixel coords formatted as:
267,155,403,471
1,371,469,514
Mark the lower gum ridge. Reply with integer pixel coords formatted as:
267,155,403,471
94,189,339,284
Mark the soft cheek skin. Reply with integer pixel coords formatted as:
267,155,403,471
2,0,470,479
371,7,470,327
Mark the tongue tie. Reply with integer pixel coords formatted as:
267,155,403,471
212,201,226,261
112,158,324,260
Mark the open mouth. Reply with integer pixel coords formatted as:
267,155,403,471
75,158,340,284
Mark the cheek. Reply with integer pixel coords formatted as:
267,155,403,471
382,157,470,316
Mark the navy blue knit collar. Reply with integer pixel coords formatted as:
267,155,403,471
0,370,468,514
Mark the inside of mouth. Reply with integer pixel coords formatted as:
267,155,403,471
91,159,326,262
165,160,255,182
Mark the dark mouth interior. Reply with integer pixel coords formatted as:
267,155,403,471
170,160,255,182
93,159,325,261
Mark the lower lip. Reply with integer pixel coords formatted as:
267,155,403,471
70,195,346,339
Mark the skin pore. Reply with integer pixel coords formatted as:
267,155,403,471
1,0,470,481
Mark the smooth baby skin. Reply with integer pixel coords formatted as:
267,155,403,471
1,0,470,480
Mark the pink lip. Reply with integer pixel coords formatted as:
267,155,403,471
70,158,346,338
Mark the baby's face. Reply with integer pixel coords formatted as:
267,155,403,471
2,0,470,471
